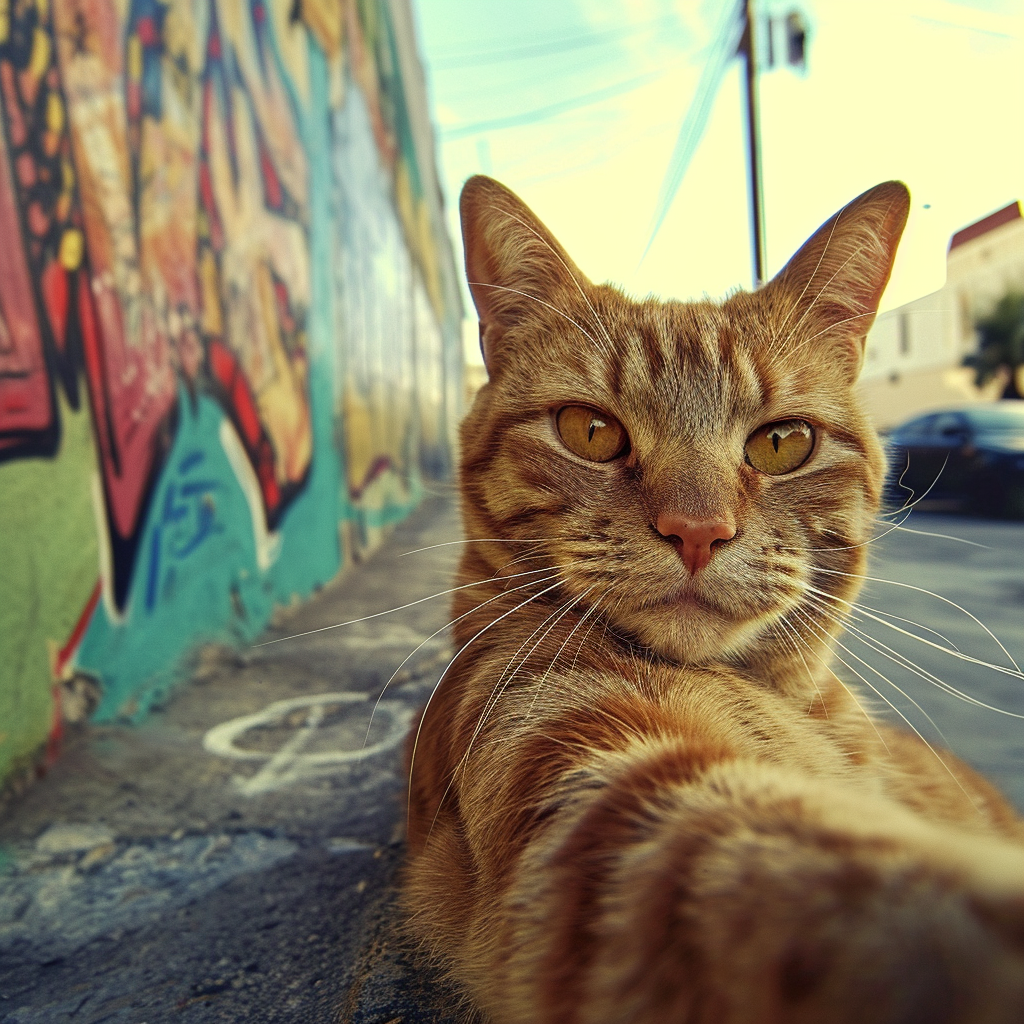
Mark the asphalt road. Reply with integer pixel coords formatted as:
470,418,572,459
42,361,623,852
1,495,1022,1024
841,509,1024,809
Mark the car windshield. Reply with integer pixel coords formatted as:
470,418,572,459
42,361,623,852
965,406,1024,432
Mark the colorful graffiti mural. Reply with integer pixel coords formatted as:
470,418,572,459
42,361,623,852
0,0,461,792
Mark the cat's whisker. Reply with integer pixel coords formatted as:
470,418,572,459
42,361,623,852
775,609,892,751
362,570,567,747
785,508,915,555
497,550,560,573
406,575,570,826
800,580,962,654
835,610,1020,722
802,584,1024,718
425,586,595,841
876,524,989,549
254,563,559,648
792,608,983,812
524,595,603,720
876,454,951,519
839,600,962,653
771,615,829,717
569,596,606,676
770,602,888,749
475,585,596,741
399,538,558,557
875,451,919,518
790,463,974,554
799,594,954,747
811,567,1024,677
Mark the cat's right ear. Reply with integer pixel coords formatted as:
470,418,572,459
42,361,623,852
766,181,910,380
460,176,590,371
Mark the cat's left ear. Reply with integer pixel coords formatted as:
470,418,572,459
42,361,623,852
460,175,592,372
766,181,910,379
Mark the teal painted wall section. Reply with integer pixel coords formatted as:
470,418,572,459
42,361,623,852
77,388,346,722
0,0,461,789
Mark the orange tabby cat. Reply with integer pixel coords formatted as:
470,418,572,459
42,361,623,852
404,176,1024,1023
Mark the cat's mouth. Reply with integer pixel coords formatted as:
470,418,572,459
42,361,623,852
639,582,732,618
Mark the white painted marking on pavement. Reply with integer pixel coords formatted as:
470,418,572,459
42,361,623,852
202,692,412,795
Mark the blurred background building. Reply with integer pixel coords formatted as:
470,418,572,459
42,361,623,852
859,201,1024,427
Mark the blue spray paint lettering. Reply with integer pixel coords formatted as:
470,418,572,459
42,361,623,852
144,450,224,612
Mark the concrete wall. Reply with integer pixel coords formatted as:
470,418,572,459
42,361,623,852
0,0,462,794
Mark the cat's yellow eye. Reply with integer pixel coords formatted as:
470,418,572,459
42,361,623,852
745,419,815,475
556,405,628,463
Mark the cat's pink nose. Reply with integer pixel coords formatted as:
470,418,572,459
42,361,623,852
656,514,736,575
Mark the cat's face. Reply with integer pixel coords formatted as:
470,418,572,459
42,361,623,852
458,177,909,670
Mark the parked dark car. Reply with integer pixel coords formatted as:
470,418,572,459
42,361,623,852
883,402,1024,517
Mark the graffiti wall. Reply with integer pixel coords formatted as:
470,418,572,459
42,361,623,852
0,0,462,791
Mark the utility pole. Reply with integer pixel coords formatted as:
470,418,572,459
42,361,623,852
740,0,766,287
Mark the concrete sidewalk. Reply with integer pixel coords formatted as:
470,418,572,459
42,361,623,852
0,490,475,1024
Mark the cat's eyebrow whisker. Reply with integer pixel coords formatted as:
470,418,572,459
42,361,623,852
811,567,1023,677
363,571,566,747
468,281,605,353
793,608,983,813
492,206,615,354
407,575,570,827
253,563,559,647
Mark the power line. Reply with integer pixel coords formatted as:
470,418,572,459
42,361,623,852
641,0,746,262
440,63,682,141
428,14,687,70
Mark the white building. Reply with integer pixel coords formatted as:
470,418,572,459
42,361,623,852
859,201,1024,428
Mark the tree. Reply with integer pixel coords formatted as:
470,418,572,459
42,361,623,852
963,289,1024,400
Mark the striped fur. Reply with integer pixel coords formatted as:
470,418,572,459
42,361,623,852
403,177,1024,1023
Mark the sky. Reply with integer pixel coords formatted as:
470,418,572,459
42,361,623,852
412,0,1024,358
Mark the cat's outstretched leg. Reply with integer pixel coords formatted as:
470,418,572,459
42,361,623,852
471,756,1024,1024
